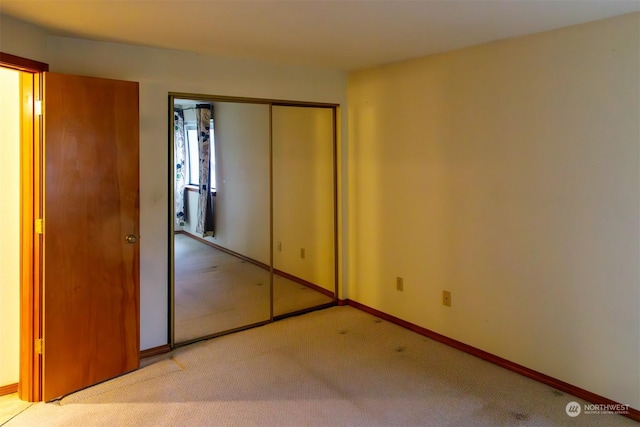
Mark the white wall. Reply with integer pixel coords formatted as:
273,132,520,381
212,102,271,263
0,66,21,387
348,12,639,408
0,14,48,61
43,35,348,350
183,101,271,265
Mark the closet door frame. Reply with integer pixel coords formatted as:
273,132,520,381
168,93,339,348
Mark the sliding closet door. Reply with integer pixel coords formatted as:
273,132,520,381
272,105,336,316
173,100,271,344
172,97,338,344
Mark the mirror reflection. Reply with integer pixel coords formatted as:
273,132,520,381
171,97,337,345
272,105,335,316
173,100,271,343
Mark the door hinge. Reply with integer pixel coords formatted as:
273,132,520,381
35,218,43,234
35,338,43,355
35,100,42,116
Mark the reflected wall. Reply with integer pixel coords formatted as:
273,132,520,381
272,106,336,316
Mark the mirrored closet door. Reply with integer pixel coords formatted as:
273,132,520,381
170,95,337,346
272,105,336,317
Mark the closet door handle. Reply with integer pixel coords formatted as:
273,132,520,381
125,234,137,244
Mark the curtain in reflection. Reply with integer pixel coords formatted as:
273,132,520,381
174,108,187,226
195,104,215,237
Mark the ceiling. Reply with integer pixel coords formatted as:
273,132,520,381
1,0,638,70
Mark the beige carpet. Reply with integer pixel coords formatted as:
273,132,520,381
175,234,332,343
3,306,635,426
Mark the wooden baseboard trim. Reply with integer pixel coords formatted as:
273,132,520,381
179,231,334,298
180,231,270,270
140,344,171,359
344,299,639,422
0,383,18,396
273,269,334,298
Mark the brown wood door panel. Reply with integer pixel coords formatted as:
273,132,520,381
42,72,140,401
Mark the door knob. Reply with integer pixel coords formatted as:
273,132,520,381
125,234,137,244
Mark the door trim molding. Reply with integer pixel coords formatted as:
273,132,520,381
2,52,48,403
0,52,49,73
19,69,42,403
1,52,49,403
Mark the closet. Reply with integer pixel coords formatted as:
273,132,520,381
170,95,337,345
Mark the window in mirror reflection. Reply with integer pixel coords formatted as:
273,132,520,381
186,119,216,190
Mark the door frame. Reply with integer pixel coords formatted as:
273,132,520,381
0,52,48,402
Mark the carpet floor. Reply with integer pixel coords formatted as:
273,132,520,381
175,233,332,343
2,306,635,426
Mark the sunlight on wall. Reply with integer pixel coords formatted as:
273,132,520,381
348,12,639,408
0,66,21,387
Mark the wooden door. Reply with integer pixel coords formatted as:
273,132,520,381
42,72,140,401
